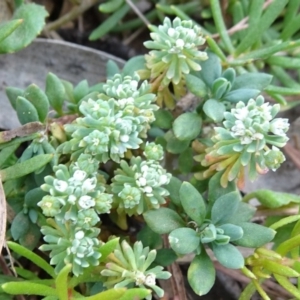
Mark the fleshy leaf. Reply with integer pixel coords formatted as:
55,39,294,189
188,250,216,296
173,112,202,141
0,3,48,54
211,192,240,225
169,227,200,254
212,243,244,269
232,73,273,90
143,207,185,234
234,222,275,248
180,181,206,225
185,74,207,97
203,99,226,122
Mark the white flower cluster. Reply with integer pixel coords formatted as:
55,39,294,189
112,156,172,215
61,74,158,162
144,17,208,85
39,164,112,218
223,96,289,152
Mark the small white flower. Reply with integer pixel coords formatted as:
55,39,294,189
145,274,156,286
233,106,249,120
120,135,130,143
159,174,169,185
144,186,153,194
82,178,97,192
176,39,185,48
270,118,289,136
54,180,68,193
68,195,77,204
75,231,84,240
135,271,146,285
73,170,87,181
137,177,147,187
78,195,95,209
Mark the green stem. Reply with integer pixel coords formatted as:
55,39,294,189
242,192,256,202
270,215,300,230
210,0,235,54
276,234,300,256
44,0,99,32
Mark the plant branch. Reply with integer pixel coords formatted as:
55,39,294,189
125,0,150,26
44,0,99,33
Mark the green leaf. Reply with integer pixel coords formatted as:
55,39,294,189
178,148,194,174
154,248,177,267
79,288,124,300
45,73,65,114
1,282,56,296
198,51,222,88
5,87,24,110
7,241,55,278
25,187,47,207
235,0,288,55
203,99,225,122
169,228,200,254
188,250,216,296
11,212,30,240
99,0,124,13
143,207,185,234
173,112,202,141
153,109,174,130
99,238,120,262
222,68,236,84
246,190,300,208
211,192,240,225
137,225,162,249
180,182,206,225
185,74,207,97
122,55,146,76
24,84,49,122
222,89,260,103
232,73,273,90
212,243,244,269
165,131,190,154
56,264,71,300
208,171,237,203
89,3,130,40
61,80,75,103
117,288,151,300
165,176,182,206
106,60,120,78
73,80,89,103
0,19,23,43
19,222,41,250
234,223,275,248
226,202,256,223
16,97,39,125
0,3,48,54
0,143,19,169
274,274,300,299
0,154,53,181
212,78,231,99
219,224,244,242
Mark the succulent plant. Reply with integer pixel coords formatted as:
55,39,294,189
101,240,171,300
195,96,289,188
112,156,171,215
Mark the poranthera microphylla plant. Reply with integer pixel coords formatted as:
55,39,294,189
1,16,300,300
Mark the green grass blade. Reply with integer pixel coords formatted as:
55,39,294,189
0,154,53,181
235,0,288,55
271,66,300,89
210,0,235,53
7,242,55,278
283,0,300,28
89,3,130,40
